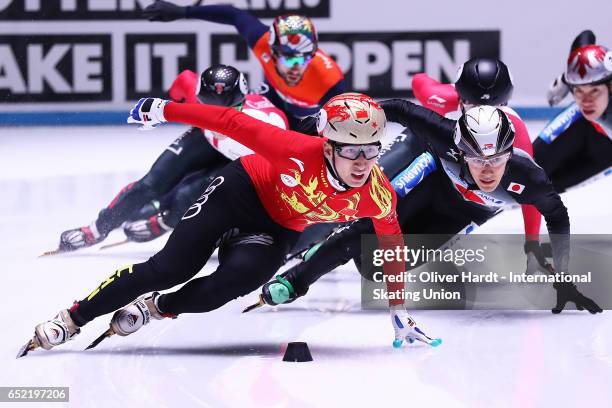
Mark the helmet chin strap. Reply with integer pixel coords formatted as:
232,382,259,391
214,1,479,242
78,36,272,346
324,149,353,191
594,97,612,133
324,148,374,191
459,158,479,190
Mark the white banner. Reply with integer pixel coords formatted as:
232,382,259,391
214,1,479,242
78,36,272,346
0,0,610,114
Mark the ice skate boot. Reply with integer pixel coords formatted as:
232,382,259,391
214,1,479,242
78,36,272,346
86,292,175,350
59,222,107,251
123,211,172,243
17,309,80,357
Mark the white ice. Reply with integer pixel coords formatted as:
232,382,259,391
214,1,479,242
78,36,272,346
1,123,611,408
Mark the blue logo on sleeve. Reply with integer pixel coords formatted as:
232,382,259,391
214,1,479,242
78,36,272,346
391,152,437,197
538,104,582,144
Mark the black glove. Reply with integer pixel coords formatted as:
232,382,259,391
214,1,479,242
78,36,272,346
143,0,187,22
294,116,319,136
552,281,603,314
524,241,554,275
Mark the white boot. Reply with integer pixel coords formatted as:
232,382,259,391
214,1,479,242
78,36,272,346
110,292,172,336
34,309,81,350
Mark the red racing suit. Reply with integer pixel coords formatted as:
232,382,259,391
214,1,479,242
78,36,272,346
164,102,407,304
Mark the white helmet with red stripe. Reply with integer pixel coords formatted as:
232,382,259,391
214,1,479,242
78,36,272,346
565,44,612,86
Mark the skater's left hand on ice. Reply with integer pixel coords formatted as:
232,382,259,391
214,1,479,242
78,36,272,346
552,281,603,314
390,305,441,348
524,241,554,275
127,98,169,130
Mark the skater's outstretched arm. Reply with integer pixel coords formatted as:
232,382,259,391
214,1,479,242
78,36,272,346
508,154,602,314
144,1,267,48
128,98,319,163
165,102,319,161
379,98,456,154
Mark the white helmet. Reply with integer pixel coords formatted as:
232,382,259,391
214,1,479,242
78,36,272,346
454,106,515,157
316,93,386,144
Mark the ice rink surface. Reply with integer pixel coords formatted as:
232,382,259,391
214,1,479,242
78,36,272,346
1,123,611,407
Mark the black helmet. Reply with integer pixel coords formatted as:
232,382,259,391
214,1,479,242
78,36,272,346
197,64,248,107
455,58,514,106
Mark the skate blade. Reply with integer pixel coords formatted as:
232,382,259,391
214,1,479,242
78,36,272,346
38,248,65,257
16,337,39,358
85,328,115,350
284,249,306,262
242,295,265,313
99,240,129,251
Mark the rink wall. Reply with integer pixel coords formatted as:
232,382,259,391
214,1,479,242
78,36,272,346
0,0,610,125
